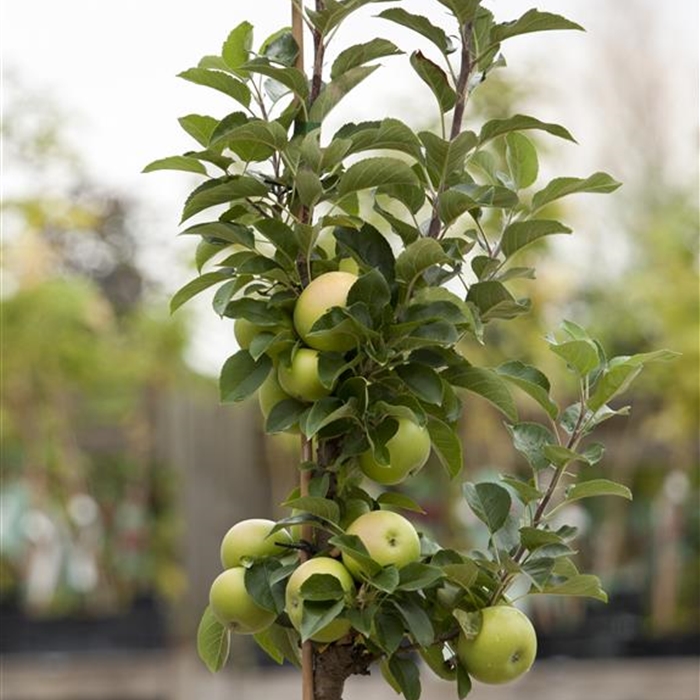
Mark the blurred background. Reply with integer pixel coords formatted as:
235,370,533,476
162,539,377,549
1,1,698,699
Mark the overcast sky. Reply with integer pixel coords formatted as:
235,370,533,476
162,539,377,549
2,0,697,374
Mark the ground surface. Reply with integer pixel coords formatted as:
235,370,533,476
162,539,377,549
2,648,698,700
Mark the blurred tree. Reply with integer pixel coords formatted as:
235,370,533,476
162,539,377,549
1,76,195,616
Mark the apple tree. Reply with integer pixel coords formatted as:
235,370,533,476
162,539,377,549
144,1,675,698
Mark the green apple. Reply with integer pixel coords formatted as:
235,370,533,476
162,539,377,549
338,257,359,275
209,567,276,634
293,271,358,352
359,418,431,485
285,557,355,643
341,510,421,580
258,371,299,433
220,518,292,569
234,317,263,350
277,348,331,402
457,606,537,684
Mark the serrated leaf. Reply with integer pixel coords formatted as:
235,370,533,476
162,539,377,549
392,598,435,647
539,574,608,602
331,38,403,79
181,177,268,222
219,350,272,403
492,9,584,42
242,59,309,100
222,21,254,73
466,281,530,321
334,224,396,285
143,155,207,175
309,65,379,122
379,8,455,55
299,573,347,601
420,130,478,189
397,562,444,591
478,114,576,145
301,398,356,439
369,566,400,594
505,132,539,189
501,475,542,504
532,172,622,211
283,496,341,523
253,624,300,667
396,364,444,405
300,599,346,642
501,219,572,258
178,114,219,147
463,481,512,533
443,365,518,421
338,156,419,197
170,271,231,313
346,118,424,161
549,338,601,377
376,492,427,513
426,415,463,478
388,655,422,700
496,361,558,419
566,478,632,504
435,0,480,25
410,51,457,113
197,606,230,673
506,422,558,471
396,238,450,288
178,68,251,107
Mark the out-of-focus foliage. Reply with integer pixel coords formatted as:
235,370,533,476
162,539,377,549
1,78,195,616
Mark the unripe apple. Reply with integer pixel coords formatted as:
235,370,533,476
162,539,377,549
293,271,358,352
285,557,355,643
258,371,299,434
220,518,292,569
277,348,332,402
359,418,432,485
457,606,537,684
341,510,421,580
234,317,263,350
209,567,276,634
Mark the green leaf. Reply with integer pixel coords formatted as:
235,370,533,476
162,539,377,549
378,8,455,55
245,559,286,613
437,189,480,225
396,238,450,287
442,561,478,590
300,599,345,643
338,156,419,197
532,172,622,211
300,398,357,439
374,611,405,655
587,350,679,412
410,51,458,113
426,415,463,478
348,268,392,310
462,481,512,533
253,624,300,667
222,21,254,73
197,606,230,673
241,59,309,100
396,364,444,405
143,155,207,175
328,534,382,577
392,598,434,647
566,478,632,504
299,573,347,601
548,338,600,377
506,422,558,471
492,9,584,42
331,38,403,79
260,28,300,66
501,476,542,504
496,361,558,419
307,0,390,34
309,65,379,122
434,0,480,26
443,365,518,421
178,114,219,147
420,130,478,189
345,118,424,161
539,574,608,602
210,119,288,160
369,566,400,594
178,68,251,108
170,271,231,313
376,491,426,514
467,281,530,321
505,132,539,189
283,496,341,523
181,177,268,222
397,562,444,591
478,114,576,145
219,350,272,403
501,219,572,258
266,398,307,434
388,655,422,700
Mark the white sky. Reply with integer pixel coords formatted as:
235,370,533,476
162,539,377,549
2,0,698,375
